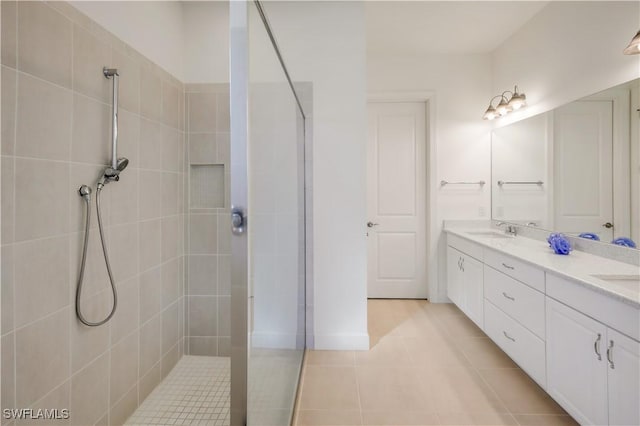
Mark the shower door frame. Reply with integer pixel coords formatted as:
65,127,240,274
229,1,309,424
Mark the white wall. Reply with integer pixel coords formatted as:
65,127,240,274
492,1,640,125
367,54,493,302
263,1,369,350
71,1,185,80
182,1,229,83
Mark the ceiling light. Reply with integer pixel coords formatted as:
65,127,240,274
483,86,527,120
508,86,527,110
623,30,640,55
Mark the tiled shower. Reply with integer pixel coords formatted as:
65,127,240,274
0,2,231,424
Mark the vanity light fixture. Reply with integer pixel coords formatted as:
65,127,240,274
623,30,640,55
483,85,527,120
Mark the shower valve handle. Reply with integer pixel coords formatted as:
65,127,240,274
231,207,246,235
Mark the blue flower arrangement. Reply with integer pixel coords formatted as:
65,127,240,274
547,233,572,255
578,232,600,241
611,237,637,248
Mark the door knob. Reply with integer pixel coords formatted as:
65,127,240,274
602,222,614,229
367,221,379,228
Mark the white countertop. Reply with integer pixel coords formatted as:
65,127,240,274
444,227,640,308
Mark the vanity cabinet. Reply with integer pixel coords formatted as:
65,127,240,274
546,297,640,426
446,245,484,329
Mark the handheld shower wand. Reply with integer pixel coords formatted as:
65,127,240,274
76,67,128,327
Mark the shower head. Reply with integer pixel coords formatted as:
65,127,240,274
97,157,129,189
116,157,129,172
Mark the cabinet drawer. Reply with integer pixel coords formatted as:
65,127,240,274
485,300,547,388
485,266,545,339
484,249,545,292
447,233,483,261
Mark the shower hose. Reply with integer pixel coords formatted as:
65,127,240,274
76,185,118,326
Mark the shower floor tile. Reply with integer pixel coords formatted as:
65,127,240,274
125,355,230,426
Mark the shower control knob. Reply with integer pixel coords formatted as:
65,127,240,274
231,206,246,235
602,222,614,229
367,221,379,228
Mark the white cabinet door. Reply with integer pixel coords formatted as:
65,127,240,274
447,246,463,307
546,298,609,425
462,254,484,329
607,329,640,426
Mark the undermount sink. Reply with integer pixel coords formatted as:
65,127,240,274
591,274,640,287
466,231,514,239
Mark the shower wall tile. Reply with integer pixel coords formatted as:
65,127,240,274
188,336,217,357
139,118,162,170
162,80,181,130
109,384,137,426
116,110,140,171
187,92,217,133
139,314,161,377
188,133,216,164
138,362,161,404
1,66,16,156
17,1,72,88
110,277,139,344
162,302,181,354
189,214,218,254
109,223,139,283
72,94,111,165
1,333,15,425
70,352,109,426
2,2,187,418
73,24,112,103
140,63,162,122
139,170,163,220
188,296,217,337
139,219,161,272
13,235,70,328
70,294,110,373
162,127,184,173
161,258,182,308
110,168,139,226
110,330,139,405
218,337,231,357
139,267,162,325
218,296,231,337
1,1,17,68
16,73,72,161
218,255,231,296
15,309,70,407
188,255,217,296
1,246,14,335
1,157,14,245
27,380,71,426
161,216,181,262
216,93,231,132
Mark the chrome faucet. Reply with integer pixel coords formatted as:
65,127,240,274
506,225,518,236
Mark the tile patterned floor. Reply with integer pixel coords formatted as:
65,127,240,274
293,299,578,426
125,356,230,426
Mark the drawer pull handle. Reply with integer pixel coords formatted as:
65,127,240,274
501,263,515,270
607,340,615,369
503,331,516,342
594,333,602,361
502,292,515,301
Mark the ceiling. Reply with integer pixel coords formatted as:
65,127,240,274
366,1,549,56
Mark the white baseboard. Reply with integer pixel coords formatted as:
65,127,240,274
313,333,370,351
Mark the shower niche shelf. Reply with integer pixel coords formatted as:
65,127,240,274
190,164,225,209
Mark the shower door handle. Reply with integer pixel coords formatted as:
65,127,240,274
231,206,246,235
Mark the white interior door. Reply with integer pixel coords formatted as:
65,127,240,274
367,102,427,299
554,101,614,240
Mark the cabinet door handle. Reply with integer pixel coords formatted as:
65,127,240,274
461,258,465,272
594,333,602,361
502,292,515,301
607,340,615,369
501,262,515,270
458,257,462,270
503,331,516,342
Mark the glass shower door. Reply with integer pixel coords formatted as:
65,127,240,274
229,1,306,424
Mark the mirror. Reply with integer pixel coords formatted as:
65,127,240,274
491,78,640,249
